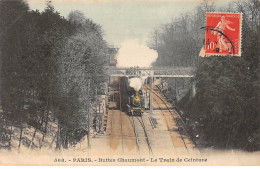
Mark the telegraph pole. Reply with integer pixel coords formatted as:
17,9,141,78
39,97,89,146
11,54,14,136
95,87,98,118
98,103,101,132
149,76,153,113
94,86,98,132
119,80,121,111
87,79,91,148
175,78,177,101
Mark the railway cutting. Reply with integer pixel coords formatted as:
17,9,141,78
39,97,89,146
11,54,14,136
102,76,199,157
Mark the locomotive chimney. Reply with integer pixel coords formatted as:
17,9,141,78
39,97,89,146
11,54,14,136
135,90,139,97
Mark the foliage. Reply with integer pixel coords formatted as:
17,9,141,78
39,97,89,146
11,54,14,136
55,10,108,148
58,10,107,99
150,1,216,67
176,0,260,150
0,1,107,149
180,57,258,150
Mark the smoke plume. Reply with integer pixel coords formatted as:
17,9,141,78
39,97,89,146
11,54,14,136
129,77,143,91
116,39,158,67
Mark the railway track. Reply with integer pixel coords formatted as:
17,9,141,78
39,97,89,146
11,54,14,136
123,106,153,154
126,115,140,151
118,77,153,155
152,86,191,154
107,79,194,155
132,115,153,155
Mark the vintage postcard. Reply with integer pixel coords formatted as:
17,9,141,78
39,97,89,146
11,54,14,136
0,0,259,166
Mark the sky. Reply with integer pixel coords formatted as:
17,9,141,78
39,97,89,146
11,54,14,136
27,0,234,47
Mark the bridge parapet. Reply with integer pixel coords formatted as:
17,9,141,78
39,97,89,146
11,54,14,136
106,66,195,77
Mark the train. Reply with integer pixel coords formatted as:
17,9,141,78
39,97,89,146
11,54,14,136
125,77,145,116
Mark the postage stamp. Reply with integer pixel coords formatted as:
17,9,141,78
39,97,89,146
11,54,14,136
205,12,242,56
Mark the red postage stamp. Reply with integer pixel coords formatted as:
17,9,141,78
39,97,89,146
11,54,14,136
205,12,242,56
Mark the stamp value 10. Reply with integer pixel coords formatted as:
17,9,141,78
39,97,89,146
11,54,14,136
205,12,242,56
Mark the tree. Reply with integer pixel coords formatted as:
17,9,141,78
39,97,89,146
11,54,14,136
0,0,30,150
54,11,108,148
176,0,260,150
0,0,77,150
150,1,216,67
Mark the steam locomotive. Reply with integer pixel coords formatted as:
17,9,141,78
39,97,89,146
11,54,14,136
125,77,145,116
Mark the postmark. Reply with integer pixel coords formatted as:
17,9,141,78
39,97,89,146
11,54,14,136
205,12,242,56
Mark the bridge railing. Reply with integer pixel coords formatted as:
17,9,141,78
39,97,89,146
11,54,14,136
106,66,196,77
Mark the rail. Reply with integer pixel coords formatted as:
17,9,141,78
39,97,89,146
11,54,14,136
152,87,191,154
